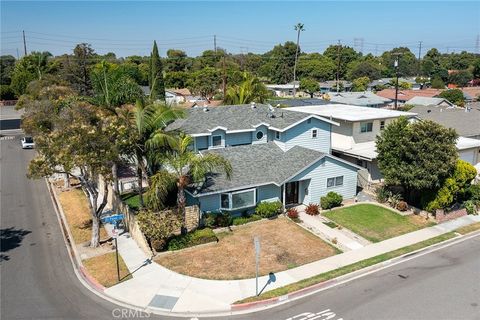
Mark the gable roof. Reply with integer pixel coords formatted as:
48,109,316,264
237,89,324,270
406,96,454,107
286,104,417,122
410,105,480,138
166,104,338,135
326,91,391,106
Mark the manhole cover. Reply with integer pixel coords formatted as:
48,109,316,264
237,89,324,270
148,294,179,310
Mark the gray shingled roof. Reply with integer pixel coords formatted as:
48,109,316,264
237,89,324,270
166,104,313,135
410,105,480,138
271,98,339,107
188,142,325,195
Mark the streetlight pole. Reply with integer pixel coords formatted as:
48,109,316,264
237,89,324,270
292,23,304,97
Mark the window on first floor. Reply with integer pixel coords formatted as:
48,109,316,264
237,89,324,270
220,188,256,210
327,175,344,188
212,135,222,147
380,120,386,130
360,122,373,133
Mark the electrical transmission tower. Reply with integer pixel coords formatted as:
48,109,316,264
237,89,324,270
354,38,364,54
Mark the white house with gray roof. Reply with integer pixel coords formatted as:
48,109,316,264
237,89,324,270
287,104,480,186
166,104,361,214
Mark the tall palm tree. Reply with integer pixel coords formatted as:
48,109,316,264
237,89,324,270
127,100,184,208
147,134,232,233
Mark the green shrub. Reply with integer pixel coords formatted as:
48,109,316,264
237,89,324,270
466,184,480,205
426,160,477,212
463,200,477,215
201,212,217,228
215,212,233,227
232,214,262,226
136,210,181,251
320,192,343,210
375,186,391,203
168,228,218,251
255,201,283,218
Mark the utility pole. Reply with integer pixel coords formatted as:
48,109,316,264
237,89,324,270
336,40,342,93
417,41,423,77
392,52,402,110
292,23,304,97
214,35,217,54
16,48,19,60
22,30,27,56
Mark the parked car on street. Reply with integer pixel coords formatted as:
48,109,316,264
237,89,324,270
21,136,35,149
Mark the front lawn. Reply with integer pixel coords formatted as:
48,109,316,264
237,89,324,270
155,217,340,280
323,204,434,243
57,188,109,244
83,252,132,287
120,192,140,210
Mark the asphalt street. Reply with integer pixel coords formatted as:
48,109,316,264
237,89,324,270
1,133,479,320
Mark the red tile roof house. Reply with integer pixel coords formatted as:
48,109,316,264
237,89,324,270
376,89,442,107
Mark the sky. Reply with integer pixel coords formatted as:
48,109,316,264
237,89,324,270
1,1,479,58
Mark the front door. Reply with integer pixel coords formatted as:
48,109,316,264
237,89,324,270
285,181,299,205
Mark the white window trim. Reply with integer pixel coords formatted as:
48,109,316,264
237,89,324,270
360,122,373,133
211,135,223,148
327,175,344,188
219,188,257,210
312,129,318,139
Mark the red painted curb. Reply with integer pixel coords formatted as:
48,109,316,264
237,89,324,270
80,266,106,292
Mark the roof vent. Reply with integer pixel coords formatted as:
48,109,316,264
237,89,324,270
203,106,209,112
251,102,256,109
267,104,276,118
427,109,432,113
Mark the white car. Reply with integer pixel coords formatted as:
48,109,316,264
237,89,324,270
21,136,35,149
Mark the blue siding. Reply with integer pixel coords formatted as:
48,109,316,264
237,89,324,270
252,125,268,145
198,194,220,212
289,156,357,204
257,185,281,202
195,136,208,150
283,118,331,153
208,129,226,149
225,132,252,146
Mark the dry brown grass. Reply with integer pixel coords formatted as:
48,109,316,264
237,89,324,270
83,252,132,288
155,217,340,280
455,222,480,235
57,188,108,244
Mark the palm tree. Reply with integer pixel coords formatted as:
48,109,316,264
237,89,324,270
146,134,232,233
224,72,269,105
125,100,184,208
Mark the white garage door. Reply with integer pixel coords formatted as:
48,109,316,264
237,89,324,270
459,149,475,164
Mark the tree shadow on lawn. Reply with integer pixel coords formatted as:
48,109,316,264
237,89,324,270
0,227,32,262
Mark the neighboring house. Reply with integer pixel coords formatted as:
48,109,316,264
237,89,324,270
368,77,422,91
266,82,299,97
286,104,417,186
406,97,455,108
376,88,442,107
323,91,391,108
319,80,352,93
410,105,480,140
271,98,339,107
166,104,361,214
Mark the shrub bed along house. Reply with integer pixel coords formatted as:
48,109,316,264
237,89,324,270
167,228,218,251
255,201,283,218
232,214,262,226
320,192,343,210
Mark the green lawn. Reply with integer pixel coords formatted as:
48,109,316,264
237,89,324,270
323,204,434,242
120,192,140,210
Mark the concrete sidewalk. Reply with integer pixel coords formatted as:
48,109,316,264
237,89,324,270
103,215,480,314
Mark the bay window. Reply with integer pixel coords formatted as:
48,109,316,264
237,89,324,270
220,188,256,210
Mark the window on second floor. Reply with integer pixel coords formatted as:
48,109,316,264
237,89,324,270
380,120,386,130
212,135,222,147
312,129,318,138
275,131,280,140
256,131,264,140
360,122,373,133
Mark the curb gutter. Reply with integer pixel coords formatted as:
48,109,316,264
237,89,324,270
46,177,480,317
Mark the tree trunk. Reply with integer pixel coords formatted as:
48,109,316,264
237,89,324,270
112,162,120,212
310,93,314,98
91,214,100,247
177,185,187,235
63,173,70,189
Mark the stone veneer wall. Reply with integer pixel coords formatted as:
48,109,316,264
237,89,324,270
435,208,467,223
185,205,200,232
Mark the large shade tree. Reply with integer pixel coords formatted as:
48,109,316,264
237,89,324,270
376,117,458,204
146,134,232,233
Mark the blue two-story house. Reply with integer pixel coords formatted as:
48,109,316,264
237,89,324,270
166,103,361,214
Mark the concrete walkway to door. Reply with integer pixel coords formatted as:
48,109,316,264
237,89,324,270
296,206,369,251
